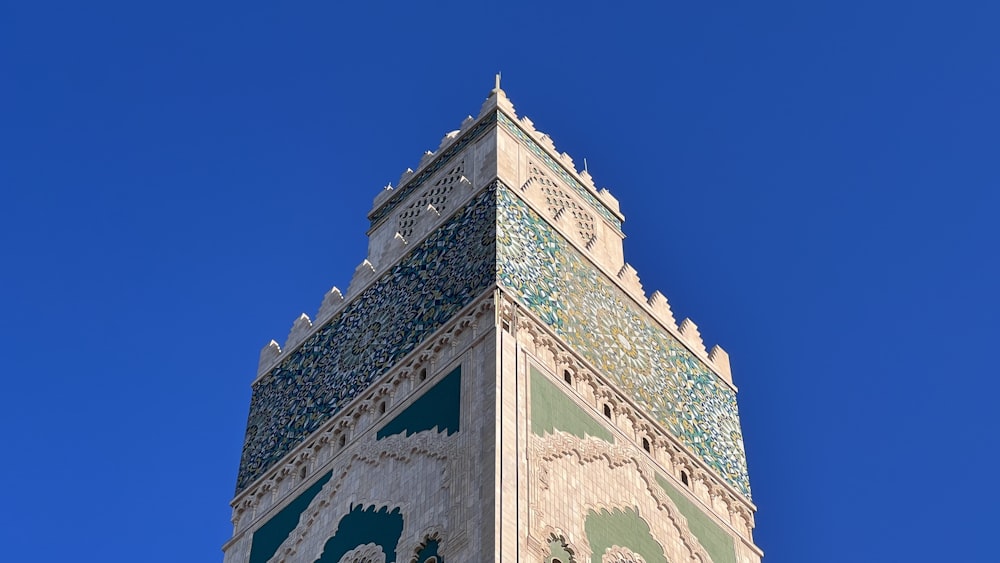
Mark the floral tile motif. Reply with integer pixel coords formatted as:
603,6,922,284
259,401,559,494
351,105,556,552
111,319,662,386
496,184,752,497
237,185,498,493
497,111,622,231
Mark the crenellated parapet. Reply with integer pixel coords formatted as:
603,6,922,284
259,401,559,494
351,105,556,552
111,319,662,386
316,286,345,324
616,263,644,301
257,340,282,376
678,318,707,356
708,345,733,385
646,291,677,330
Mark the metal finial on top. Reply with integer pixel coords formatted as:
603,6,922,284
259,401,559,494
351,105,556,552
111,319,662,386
495,72,502,91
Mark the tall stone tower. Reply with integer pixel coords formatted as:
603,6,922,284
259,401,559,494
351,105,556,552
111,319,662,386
223,82,761,563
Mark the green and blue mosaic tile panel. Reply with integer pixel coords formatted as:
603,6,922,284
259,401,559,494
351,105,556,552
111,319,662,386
496,184,752,497
237,185,497,493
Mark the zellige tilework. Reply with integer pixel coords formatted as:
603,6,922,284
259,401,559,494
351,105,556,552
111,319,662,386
237,185,497,493
495,184,751,497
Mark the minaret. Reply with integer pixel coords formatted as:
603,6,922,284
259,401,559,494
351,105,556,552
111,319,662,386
223,82,761,563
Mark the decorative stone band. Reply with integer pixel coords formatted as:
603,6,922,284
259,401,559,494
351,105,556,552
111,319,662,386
497,111,623,232
368,112,497,228
368,108,623,235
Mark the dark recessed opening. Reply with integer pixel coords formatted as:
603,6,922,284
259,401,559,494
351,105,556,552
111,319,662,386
563,370,572,384
419,368,427,382
642,437,650,452
379,401,386,414
603,404,612,418
681,471,689,487
339,434,346,448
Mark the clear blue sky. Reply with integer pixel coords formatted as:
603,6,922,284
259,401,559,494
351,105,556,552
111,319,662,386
2,1,997,561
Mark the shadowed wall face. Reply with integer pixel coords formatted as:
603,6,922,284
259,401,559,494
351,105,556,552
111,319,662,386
238,186,496,493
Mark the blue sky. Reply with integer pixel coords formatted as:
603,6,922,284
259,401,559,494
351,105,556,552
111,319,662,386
2,1,998,561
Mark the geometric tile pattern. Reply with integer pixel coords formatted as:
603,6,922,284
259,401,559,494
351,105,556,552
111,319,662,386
498,111,622,231
496,184,751,497
237,185,497,493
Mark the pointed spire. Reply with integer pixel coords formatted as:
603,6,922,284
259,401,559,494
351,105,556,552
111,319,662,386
479,72,515,117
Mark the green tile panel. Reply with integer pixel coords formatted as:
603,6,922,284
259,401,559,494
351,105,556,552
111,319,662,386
377,366,461,440
530,365,613,443
249,471,333,563
584,508,666,563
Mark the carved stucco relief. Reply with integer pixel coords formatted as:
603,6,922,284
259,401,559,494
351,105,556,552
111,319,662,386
269,431,455,563
530,431,715,563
